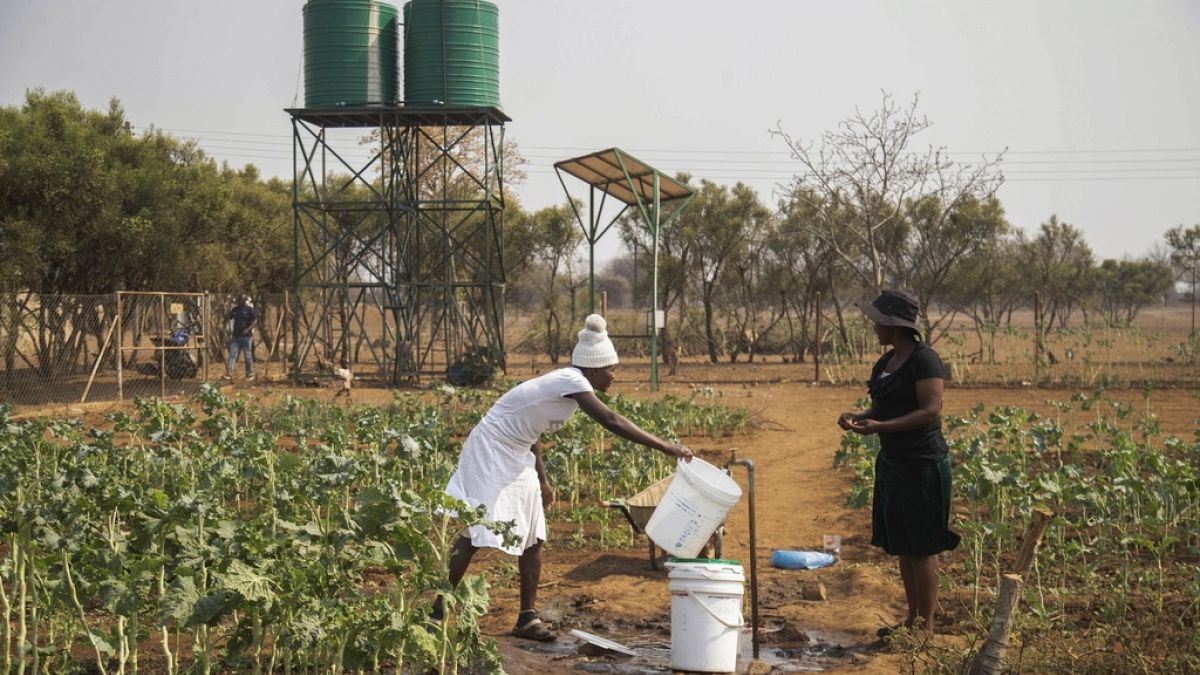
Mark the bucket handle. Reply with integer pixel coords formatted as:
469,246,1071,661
690,593,745,629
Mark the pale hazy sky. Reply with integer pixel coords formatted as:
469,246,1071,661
3,1,1198,264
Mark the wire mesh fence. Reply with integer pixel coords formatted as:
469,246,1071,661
505,305,1200,389
1,293,1196,410
0,293,116,407
814,309,1200,388
0,292,293,409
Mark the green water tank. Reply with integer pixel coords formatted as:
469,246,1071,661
403,0,500,108
303,0,400,108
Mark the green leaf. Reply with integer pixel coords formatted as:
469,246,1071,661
188,590,235,627
98,579,131,614
159,576,199,624
981,465,1006,484
220,559,276,605
405,621,440,666
87,631,115,656
214,520,237,540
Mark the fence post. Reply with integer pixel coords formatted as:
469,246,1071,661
1033,291,1042,384
814,291,822,383
202,292,211,384
159,294,167,398
116,292,124,401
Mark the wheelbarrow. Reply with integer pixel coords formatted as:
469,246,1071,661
602,474,724,570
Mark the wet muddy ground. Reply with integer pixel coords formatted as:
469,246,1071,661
501,624,877,674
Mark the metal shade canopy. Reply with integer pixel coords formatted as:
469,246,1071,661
554,148,692,207
554,148,694,391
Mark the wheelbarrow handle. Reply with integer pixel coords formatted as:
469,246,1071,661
602,500,642,533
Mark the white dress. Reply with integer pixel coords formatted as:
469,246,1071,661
445,368,593,554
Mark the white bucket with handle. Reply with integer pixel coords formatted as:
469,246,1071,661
645,457,742,558
667,559,745,673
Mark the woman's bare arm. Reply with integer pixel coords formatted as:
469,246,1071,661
568,391,693,460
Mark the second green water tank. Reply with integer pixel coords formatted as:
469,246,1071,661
403,0,500,108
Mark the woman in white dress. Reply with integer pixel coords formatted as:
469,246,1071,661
432,314,694,641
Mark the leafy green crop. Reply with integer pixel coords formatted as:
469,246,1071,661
0,382,750,673
833,392,1200,672
0,389,506,674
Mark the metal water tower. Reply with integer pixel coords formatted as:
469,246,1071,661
288,0,508,383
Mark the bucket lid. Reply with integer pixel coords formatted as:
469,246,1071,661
667,557,741,565
678,457,743,506
666,558,746,581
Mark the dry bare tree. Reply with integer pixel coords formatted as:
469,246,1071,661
770,91,1004,302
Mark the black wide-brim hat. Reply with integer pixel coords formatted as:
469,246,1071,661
859,289,921,333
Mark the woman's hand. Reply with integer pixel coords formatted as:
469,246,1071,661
663,443,694,462
847,417,882,435
837,412,858,430
540,480,555,509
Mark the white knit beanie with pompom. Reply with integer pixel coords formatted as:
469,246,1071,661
572,314,619,368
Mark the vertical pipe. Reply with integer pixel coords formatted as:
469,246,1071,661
746,462,759,660
412,127,422,378
291,120,300,382
728,459,760,660
588,187,596,315
814,291,822,383
283,290,290,383
442,123,451,372
322,127,330,374
480,121,492,371
650,174,660,392
496,124,507,371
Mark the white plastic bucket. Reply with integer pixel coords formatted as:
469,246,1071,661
645,457,742,558
667,560,745,673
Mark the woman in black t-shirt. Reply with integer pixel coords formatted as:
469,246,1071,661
837,289,960,637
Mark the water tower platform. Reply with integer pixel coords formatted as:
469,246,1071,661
285,105,509,129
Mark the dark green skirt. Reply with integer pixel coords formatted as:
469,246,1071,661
871,453,961,557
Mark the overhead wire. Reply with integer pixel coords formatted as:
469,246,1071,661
143,125,1200,184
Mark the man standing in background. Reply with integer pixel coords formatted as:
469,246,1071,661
224,295,257,381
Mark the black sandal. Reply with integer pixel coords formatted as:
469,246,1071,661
512,610,556,642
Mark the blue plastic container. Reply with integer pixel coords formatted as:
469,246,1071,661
770,550,836,570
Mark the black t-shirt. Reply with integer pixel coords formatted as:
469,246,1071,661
867,342,949,460
229,306,257,338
